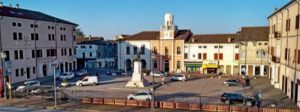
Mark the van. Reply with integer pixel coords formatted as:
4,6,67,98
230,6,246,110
75,76,98,86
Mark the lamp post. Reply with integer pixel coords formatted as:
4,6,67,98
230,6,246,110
50,60,58,109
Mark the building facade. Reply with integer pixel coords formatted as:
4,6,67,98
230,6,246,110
0,5,77,87
117,13,190,73
184,34,240,75
76,40,117,69
268,0,300,106
239,27,269,77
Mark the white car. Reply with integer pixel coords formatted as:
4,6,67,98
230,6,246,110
59,72,75,80
75,70,87,76
150,71,164,77
171,74,187,81
127,90,152,101
16,80,40,92
76,76,98,86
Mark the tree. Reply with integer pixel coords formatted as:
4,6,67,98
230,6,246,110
75,28,85,38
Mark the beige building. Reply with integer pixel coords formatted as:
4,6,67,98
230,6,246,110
0,5,77,85
239,27,269,77
268,0,300,106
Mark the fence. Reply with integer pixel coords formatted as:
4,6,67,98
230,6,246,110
81,97,300,112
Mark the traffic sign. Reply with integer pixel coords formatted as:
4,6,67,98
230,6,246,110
5,61,12,76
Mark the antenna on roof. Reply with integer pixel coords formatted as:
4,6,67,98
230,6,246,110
274,7,278,11
16,4,19,8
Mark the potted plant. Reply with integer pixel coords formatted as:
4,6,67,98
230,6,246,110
61,79,69,87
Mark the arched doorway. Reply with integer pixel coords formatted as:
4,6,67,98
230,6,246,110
126,59,132,72
141,59,146,69
42,64,47,76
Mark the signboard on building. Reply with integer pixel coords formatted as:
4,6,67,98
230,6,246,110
5,61,12,76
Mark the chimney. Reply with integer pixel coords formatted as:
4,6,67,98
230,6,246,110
9,4,12,8
228,38,231,42
16,4,19,8
0,2,3,7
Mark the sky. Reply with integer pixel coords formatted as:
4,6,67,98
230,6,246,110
1,0,290,39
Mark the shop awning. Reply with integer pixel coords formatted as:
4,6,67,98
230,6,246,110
184,62,202,67
202,64,218,69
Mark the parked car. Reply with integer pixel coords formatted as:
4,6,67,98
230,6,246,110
16,80,40,92
171,74,187,81
150,71,164,77
224,79,241,86
59,72,75,80
127,90,152,101
76,76,98,86
75,70,87,76
220,92,256,106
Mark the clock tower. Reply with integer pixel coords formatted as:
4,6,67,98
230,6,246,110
160,13,177,39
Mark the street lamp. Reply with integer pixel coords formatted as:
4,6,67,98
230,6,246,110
50,60,59,109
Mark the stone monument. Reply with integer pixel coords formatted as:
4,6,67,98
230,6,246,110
125,52,147,88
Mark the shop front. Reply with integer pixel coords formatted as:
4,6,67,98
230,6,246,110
184,62,202,74
202,63,218,74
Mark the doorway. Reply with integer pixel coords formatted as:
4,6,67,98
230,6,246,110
42,64,47,76
164,60,169,72
295,83,298,104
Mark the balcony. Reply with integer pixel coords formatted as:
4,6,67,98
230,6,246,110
272,56,280,63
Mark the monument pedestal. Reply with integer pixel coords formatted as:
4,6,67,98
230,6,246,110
126,61,147,88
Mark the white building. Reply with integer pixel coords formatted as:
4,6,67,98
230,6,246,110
184,34,240,75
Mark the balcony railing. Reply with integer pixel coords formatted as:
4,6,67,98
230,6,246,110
272,56,280,63
274,32,281,38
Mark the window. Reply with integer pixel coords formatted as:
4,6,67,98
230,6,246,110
235,53,239,60
286,18,291,31
126,46,130,54
31,24,34,28
214,53,218,60
198,53,202,59
176,47,181,54
184,46,188,48
219,53,223,60
235,45,239,48
33,67,36,74
36,50,43,58
13,32,17,40
89,52,92,57
19,50,23,59
17,23,21,27
61,35,63,41
141,45,145,54
12,22,16,26
296,15,300,29
89,46,92,48
298,50,300,64
203,46,207,48
258,43,262,45
69,48,72,56
153,47,157,54
48,34,51,41
153,60,157,68
80,46,86,48
198,46,202,48
165,47,168,56
214,46,218,48
21,68,24,76
219,46,223,48
31,33,34,40
264,43,268,45
35,33,39,40
15,69,19,77
203,53,207,60
18,33,22,40
193,54,195,57
133,46,138,54
34,24,38,28
184,53,188,59
14,50,18,59
285,48,288,60
176,61,180,69
32,50,35,58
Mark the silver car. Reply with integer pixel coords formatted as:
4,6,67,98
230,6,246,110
127,90,152,101
16,80,40,92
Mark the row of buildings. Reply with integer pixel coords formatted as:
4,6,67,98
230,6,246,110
116,13,269,77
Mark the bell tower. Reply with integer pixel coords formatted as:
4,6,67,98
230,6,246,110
160,13,177,39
